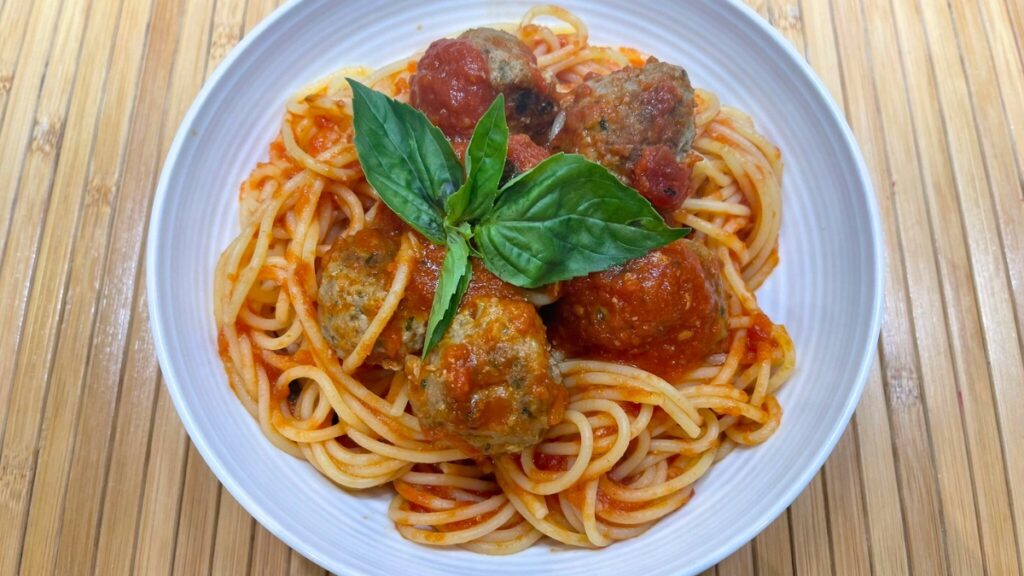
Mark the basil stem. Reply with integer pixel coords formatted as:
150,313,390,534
422,232,472,355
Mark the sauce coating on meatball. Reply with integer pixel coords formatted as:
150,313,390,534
318,213,524,369
547,239,728,379
410,28,558,141
409,38,495,139
319,211,567,453
317,223,427,369
408,296,565,456
504,133,550,180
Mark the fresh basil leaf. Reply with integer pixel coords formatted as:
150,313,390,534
348,79,463,243
423,232,473,355
476,153,687,288
446,95,508,223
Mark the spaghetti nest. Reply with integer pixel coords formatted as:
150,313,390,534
214,5,795,554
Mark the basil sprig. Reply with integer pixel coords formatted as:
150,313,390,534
348,79,686,354
422,231,472,354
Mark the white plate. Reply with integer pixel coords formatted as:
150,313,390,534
147,1,884,574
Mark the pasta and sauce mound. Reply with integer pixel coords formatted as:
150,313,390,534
215,5,795,554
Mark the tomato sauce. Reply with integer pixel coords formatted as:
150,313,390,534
746,311,773,351
434,302,542,424
409,38,496,139
404,238,524,315
506,133,549,173
597,487,645,513
230,321,290,400
632,144,692,211
744,311,775,363
442,509,499,532
547,240,728,381
534,452,568,472
308,114,344,156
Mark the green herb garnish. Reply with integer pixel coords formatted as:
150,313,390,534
348,79,686,354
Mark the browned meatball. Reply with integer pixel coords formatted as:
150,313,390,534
552,60,697,210
408,296,565,455
503,133,550,182
547,239,727,377
450,133,549,182
317,227,426,369
410,28,558,141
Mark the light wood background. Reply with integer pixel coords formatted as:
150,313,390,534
0,0,1022,574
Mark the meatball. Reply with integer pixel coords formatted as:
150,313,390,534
503,133,550,182
408,296,565,455
552,60,697,210
451,133,549,183
318,213,531,369
318,227,426,369
410,28,558,141
548,239,727,370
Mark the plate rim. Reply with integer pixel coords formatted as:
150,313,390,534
146,0,886,573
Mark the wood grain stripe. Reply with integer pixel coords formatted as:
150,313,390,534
0,0,66,445
951,0,1024,565
0,2,96,574
793,3,885,575
86,0,186,571
896,0,1021,570
15,0,131,572
128,0,221,572
831,1,957,573
0,0,35,128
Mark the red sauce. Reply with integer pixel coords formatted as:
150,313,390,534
409,38,496,139
394,480,442,508
292,262,316,293
632,145,691,210
291,349,314,367
439,343,474,402
408,502,431,514
547,240,728,381
506,133,549,173
269,139,286,160
620,47,647,67
744,311,775,363
534,452,568,471
747,312,773,350
405,238,524,315
374,320,408,360
308,114,344,156
584,341,711,382
640,81,686,141
597,486,645,513
433,301,540,429
564,482,645,513
443,512,496,532
451,139,469,161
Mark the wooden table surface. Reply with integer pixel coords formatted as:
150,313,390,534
1,0,1022,574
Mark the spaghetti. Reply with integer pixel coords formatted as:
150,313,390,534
215,5,794,554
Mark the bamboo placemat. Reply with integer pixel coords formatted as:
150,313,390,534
0,0,1021,574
